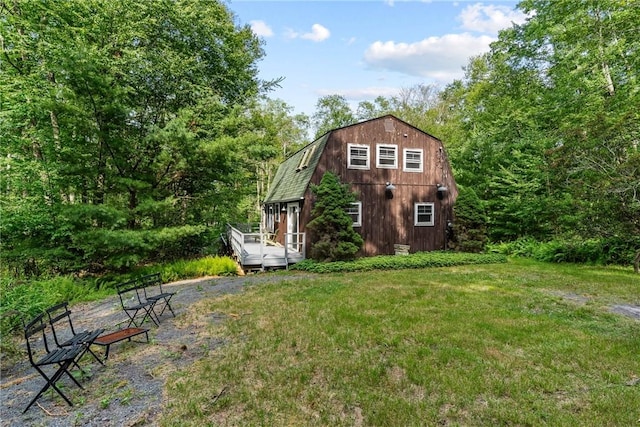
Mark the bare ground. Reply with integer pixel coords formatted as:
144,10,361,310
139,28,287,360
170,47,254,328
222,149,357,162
0,274,301,427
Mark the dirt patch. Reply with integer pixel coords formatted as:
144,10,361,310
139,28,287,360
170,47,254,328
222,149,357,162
611,305,640,320
0,274,305,427
547,290,640,321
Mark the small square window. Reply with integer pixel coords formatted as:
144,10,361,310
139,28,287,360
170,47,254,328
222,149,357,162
348,144,369,170
414,203,435,226
404,149,423,172
346,202,362,227
376,144,397,169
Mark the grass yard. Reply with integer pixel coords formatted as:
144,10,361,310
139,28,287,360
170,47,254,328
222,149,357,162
161,259,639,426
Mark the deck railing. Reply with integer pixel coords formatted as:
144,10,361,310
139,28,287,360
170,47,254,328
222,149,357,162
227,224,305,270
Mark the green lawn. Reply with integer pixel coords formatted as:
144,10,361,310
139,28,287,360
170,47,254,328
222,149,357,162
161,259,639,426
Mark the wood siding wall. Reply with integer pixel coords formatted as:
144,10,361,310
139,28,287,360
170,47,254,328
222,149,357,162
299,117,458,256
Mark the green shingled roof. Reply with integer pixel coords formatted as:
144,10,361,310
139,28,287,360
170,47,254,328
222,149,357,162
263,133,330,204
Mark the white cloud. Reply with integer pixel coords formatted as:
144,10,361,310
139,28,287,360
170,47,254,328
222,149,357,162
285,23,330,42
458,3,528,34
363,33,495,80
249,20,273,37
316,86,401,101
301,24,330,42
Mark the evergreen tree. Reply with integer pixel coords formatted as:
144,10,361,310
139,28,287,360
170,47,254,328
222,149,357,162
306,173,363,262
450,186,489,253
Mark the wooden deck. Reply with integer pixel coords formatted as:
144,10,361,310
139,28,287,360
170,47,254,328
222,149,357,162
227,225,305,271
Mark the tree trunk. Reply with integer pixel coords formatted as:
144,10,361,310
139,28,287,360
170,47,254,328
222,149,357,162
634,250,640,274
128,188,137,229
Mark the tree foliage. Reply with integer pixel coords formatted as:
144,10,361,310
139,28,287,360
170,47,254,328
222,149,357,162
311,94,356,139
432,0,639,252
306,172,363,262
0,0,275,274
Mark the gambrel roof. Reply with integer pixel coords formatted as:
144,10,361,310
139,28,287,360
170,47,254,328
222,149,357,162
263,132,329,204
263,114,445,205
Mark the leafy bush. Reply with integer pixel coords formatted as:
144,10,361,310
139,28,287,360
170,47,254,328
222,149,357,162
487,236,640,265
291,251,507,273
150,256,238,282
2,222,220,277
0,275,110,361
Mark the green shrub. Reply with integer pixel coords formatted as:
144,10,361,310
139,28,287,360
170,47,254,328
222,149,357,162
487,236,640,265
450,186,489,253
0,275,109,339
137,256,238,283
291,251,507,273
307,172,363,262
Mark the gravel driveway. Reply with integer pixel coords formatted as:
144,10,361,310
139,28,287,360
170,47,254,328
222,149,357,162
0,274,302,427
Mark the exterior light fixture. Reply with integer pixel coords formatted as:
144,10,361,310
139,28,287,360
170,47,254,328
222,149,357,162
385,182,395,199
281,205,287,212
437,184,448,200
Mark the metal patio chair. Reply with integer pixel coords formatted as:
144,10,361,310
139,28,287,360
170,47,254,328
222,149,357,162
139,273,176,321
22,313,85,413
46,301,105,366
116,279,159,328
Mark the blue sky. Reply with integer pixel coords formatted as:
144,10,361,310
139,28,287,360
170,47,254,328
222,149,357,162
229,1,527,117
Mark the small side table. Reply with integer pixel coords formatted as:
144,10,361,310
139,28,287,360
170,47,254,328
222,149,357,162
93,327,149,360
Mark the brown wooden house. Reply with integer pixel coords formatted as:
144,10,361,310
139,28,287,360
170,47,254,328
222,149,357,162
262,115,458,257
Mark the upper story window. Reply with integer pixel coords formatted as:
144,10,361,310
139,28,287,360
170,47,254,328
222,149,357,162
346,202,362,227
414,202,435,226
376,144,397,169
403,149,423,172
348,144,369,170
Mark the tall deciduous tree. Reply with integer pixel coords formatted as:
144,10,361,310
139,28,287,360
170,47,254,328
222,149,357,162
311,94,356,139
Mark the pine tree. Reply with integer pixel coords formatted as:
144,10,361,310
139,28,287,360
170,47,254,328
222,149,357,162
307,173,363,262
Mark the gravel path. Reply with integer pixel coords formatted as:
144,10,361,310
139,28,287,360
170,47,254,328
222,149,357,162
0,274,303,427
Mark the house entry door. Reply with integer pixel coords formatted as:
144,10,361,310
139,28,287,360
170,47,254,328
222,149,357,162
287,203,300,251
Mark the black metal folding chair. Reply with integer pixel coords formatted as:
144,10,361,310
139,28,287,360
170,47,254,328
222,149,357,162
46,302,106,366
23,313,85,413
116,279,159,328
139,273,176,321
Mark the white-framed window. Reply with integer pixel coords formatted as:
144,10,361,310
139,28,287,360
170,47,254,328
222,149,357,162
348,144,369,170
403,148,423,172
414,203,435,226
376,144,397,169
274,203,280,222
346,202,362,227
